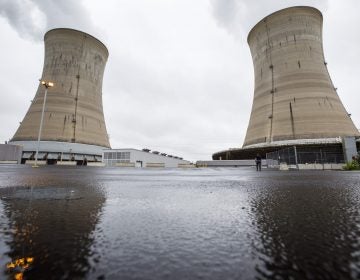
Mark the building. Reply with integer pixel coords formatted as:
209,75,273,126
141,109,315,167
213,6,359,163
103,149,191,168
0,143,23,164
10,28,110,164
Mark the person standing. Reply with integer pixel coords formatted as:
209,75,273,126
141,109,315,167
255,154,262,171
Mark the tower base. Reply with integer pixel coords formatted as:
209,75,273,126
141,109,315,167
212,138,360,163
9,140,107,163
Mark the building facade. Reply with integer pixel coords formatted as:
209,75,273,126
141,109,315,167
103,149,191,168
0,144,23,164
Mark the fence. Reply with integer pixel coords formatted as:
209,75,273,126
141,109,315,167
266,145,345,169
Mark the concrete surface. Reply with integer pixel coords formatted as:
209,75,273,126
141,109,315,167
1,166,360,279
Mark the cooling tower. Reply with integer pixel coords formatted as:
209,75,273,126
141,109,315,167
10,28,110,162
212,6,359,161
243,6,359,147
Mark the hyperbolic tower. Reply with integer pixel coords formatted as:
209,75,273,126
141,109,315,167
10,28,110,161
243,6,359,147
213,6,359,160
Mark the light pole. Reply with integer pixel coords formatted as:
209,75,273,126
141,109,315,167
33,80,54,167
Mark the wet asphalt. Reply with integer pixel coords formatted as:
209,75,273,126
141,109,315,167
0,165,360,280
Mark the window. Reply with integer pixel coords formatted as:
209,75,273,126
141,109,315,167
103,151,131,166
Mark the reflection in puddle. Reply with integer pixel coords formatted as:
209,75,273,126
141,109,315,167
250,174,360,279
1,167,360,279
7,257,34,280
0,171,106,279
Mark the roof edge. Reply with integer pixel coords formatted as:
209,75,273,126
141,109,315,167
44,28,109,57
247,6,323,44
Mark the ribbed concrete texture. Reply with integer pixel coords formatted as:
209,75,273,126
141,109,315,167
11,28,110,148
243,6,359,147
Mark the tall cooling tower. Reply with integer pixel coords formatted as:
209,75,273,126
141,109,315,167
243,6,359,148
10,28,110,162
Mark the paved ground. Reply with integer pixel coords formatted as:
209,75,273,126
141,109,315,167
1,165,360,279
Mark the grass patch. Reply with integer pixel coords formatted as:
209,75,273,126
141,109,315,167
343,160,360,170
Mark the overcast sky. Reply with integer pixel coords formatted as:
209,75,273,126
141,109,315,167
0,0,359,161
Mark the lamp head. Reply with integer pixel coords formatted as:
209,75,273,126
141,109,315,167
40,80,54,88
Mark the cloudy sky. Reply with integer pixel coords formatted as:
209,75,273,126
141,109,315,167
0,0,359,161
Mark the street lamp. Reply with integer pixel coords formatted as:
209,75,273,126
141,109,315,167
33,80,54,167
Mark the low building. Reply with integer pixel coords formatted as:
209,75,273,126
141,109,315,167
103,148,191,168
16,141,103,165
0,144,23,164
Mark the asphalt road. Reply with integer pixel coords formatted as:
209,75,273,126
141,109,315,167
1,165,360,279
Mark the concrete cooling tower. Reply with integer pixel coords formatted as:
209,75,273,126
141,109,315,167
244,6,359,146
10,28,110,164
213,6,359,161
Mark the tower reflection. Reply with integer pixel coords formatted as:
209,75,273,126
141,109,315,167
0,175,105,279
250,176,360,279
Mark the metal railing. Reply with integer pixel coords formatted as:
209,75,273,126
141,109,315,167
266,146,345,169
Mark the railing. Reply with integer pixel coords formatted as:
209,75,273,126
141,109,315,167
266,146,345,169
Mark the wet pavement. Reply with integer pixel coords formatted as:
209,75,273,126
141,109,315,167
0,165,360,279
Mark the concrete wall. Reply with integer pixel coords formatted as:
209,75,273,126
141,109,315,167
243,6,359,147
342,137,358,162
277,163,344,170
0,144,23,163
11,28,110,149
196,160,266,167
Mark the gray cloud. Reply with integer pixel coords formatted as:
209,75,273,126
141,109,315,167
0,0,96,41
0,0,44,40
210,0,329,37
210,0,243,32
